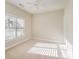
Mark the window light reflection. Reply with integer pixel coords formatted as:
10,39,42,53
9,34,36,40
28,42,58,57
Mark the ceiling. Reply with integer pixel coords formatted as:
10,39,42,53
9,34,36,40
6,0,67,14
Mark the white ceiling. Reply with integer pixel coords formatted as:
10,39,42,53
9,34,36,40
6,0,67,14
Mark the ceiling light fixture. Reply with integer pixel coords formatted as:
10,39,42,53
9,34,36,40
34,0,37,2
33,0,39,9
26,0,39,10
19,3,24,7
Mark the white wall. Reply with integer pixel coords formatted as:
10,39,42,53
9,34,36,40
64,0,73,44
5,2,32,48
32,10,64,43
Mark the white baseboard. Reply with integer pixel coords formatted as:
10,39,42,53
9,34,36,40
32,36,65,44
5,39,30,51
5,37,64,51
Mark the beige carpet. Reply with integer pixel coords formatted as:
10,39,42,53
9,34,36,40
5,40,72,59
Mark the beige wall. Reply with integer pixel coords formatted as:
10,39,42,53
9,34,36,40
32,10,64,43
5,2,32,48
5,0,73,49
64,0,73,44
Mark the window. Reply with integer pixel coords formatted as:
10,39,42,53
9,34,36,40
5,15,24,40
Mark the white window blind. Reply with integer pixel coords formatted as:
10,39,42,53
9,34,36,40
5,15,24,40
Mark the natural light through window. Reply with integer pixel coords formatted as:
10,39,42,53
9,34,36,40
61,49,72,59
34,42,58,48
28,42,58,57
59,40,72,59
5,14,24,40
28,41,72,59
